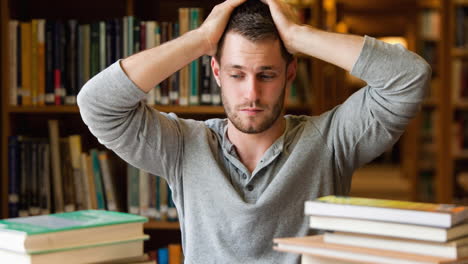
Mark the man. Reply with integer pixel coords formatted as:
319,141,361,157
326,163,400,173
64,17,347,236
77,0,430,263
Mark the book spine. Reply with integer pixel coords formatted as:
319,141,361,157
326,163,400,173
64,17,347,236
200,55,212,105
114,18,122,61
9,21,18,106
8,136,20,218
86,154,98,209
48,120,64,212
29,139,40,215
99,21,106,71
127,164,140,214
178,8,190,106
80,153,93,209
106,19,113,67
99,151,119,211
16,23,22,105
139,169,149,216
37,19,46,106
160,22,170,105
170,23,180,105
60,138,76,212
45,20,55,105
189,9,201,105
21,22,32,106
65,20,78,105
90,22,100,78
90,149,106,210
39,142,51,214
19,137,30,216
128,16,134,56
53,21,64,105
69,135,84,210
31,20,39,106
82,24,91,84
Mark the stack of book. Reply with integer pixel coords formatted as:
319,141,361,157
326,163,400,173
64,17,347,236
0,210,154,264
274,196,468,264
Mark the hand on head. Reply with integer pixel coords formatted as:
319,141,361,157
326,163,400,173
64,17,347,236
200,0,301,57
260,0,301,54
199,0,248,56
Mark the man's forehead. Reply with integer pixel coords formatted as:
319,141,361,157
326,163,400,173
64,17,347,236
224,64,281,71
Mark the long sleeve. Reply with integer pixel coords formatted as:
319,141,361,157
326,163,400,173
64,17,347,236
313,36,431,183
77,61,183,182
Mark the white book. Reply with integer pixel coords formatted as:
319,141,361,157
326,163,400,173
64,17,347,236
324,232,468,259
274,235,464,264
309,215,468,243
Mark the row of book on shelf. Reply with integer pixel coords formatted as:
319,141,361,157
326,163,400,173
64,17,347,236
453,111,468,157
274,195,468,263
455,6,468,49
8,9,219,107
8,11,312,108
418,107,468,161
8,119,178,222
148,244,183,264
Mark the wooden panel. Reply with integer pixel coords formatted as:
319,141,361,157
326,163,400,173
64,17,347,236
336,0,418,12
1,0,10,219
8,0,127,21
134,0,223,21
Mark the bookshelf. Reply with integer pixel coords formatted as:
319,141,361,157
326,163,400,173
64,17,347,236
415,0,442,202
334,0,424,201
0,0,322,254
441,0,468,204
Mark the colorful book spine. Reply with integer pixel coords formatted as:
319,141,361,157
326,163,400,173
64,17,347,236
8,136,20,218
21,22,32,106
189,8,202,105
90,149,106,210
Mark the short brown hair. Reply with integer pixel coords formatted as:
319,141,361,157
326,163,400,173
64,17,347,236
215,0,294,64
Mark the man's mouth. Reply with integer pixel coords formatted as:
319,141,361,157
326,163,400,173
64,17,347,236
240,108,264,115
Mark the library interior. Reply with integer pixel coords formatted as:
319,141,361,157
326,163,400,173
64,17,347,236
1,0,468,263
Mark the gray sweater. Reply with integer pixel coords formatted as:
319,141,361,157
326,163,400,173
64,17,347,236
77,36,430,264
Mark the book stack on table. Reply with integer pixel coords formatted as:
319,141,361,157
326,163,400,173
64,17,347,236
274,196,468,264
0,210,154,264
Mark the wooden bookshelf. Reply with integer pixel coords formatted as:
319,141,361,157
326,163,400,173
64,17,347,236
0,0,322,253
144,220,180,230
7,105,226,115
455,100,468,110
435,0,468,203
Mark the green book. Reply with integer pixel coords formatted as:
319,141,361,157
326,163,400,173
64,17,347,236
0,236,148,264
0,210,147,254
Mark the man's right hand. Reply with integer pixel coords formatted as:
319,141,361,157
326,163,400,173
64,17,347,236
260,0,301,54
198,0,247,56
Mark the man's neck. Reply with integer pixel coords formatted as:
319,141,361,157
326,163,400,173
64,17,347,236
227,117,286,173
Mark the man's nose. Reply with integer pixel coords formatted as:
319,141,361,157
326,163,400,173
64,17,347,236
244,77,261,101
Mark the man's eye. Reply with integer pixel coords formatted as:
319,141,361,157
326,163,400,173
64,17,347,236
230,74,242,79
259,74,275,80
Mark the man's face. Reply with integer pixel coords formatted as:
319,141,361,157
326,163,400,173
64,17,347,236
212,32,296,134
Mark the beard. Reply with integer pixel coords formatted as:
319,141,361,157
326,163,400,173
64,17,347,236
221,84,286,134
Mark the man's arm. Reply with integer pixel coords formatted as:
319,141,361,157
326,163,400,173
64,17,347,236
262,0,364,71
263,0,431,190
121,0,246,92
77,0,246,182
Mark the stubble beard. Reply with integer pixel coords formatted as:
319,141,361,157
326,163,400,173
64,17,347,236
221,85,286,134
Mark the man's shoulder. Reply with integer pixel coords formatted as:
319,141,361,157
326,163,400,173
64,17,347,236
204,118,227,135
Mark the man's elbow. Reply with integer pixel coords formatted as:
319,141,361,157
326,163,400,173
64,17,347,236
412,58,433,101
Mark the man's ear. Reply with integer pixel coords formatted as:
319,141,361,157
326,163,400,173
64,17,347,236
211,57,221,87
286,57,297,87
